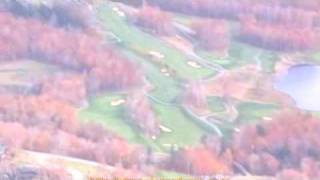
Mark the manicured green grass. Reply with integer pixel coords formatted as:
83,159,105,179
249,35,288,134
227,42,278,71
152,103,207,149
196,39,278,72
195,49,233,66
121,50,182,103
79,94,165,151
236,102,279,124
90,1,281,153
98,4,215,79
79,94,140,142
79,93,208,152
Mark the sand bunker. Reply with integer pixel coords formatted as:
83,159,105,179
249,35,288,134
110,99,126,106
187,61,201,68
148,51,165,59
112,7,126,17
159,125,172,133
263,116,272,121
160,68,168,73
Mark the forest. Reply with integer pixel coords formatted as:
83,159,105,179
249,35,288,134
0,0,319,179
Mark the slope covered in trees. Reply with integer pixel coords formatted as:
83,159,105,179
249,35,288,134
238,16,319,51
232,110,320,179
146,0,320,51
0,94,144,167
0,0,320,179
0,0,93,30
0,11,142,92
192,20,230,52
134,5,173,35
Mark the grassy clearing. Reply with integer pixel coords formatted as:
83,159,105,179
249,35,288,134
79,94,140,142
236,102,279,124
194,39,278,73
0,60,58,86
98,4,215,79
79,94,164,151
122,50,182,103
79,92,208,152
152,103,207,149
226,42,278,71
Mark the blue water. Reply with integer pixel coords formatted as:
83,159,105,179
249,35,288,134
274,64,320,111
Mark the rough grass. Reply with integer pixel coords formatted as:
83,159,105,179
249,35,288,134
236,102,279,124
0,60,58,86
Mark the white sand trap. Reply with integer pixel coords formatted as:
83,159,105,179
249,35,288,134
187,61,201,68
161,69,171,77
159,125,172,133
112,7,126,17
234,128,241,133
117,11,126,17
148,51,165,59
263,116,272,121
112,7,119,12
110,99,126,106
160,68,168,73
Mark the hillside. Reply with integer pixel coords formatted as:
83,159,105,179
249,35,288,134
0,0,319,179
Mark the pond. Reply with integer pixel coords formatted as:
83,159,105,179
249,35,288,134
274,64,320,111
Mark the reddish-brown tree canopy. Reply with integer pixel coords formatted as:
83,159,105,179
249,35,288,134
232,110,320,178
0,12,142,92
135,5,173,35
238,16,319,51
192,20,230,52
168,146,231,176
126,92,160,137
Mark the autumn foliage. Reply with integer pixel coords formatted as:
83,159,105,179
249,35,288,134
0,0,319,178
135,5,173,35
40,74,88,107
183,81,208,111
146,0,244,20
126,92,160,137
146,0,320,22
168,146,231,176
232,110,320,179
147,0,320,51
0,12,142,92
192,20,230,52
0,98,141,167
238,16,319,51
0,3,149,171
0,0,92,30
